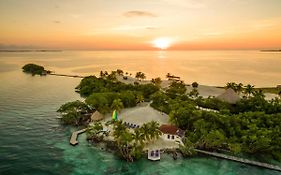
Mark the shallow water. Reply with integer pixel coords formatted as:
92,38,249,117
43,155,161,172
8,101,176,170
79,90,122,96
0,51,281,175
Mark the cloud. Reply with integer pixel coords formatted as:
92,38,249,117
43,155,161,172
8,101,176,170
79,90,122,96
123,10,157,17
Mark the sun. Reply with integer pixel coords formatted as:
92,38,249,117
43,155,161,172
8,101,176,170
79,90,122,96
152,38,171,50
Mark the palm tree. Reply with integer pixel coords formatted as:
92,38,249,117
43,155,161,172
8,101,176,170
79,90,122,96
253,90,265,98
135,72,146,81
192,82,199,88
113,120,126,139
111,99,124,112
140,123,151,141
166,73,171,79
151,77,162,87
226,82,237,91
133,128,145,146
279,90,281,99
148,121,161,140
136,94,144,104
244,84,255,97
236,83,244,94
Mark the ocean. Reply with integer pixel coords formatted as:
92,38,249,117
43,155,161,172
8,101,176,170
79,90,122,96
0,50,280,175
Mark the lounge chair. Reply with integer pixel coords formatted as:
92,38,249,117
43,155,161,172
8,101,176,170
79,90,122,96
155,150,160,157
150,151,154,157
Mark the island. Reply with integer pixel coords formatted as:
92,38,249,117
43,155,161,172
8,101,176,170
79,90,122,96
20,65,281,170
22,63,51,76
54,69,281,169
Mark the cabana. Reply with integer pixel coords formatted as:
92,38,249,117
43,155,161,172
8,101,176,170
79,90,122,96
148,149,160,161
216,88,240,104
90,111,104,122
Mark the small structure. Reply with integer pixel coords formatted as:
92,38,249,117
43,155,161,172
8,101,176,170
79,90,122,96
91,111,104,122
160,124,184,144
70,128,86,146
216,88,240,104
148,149,160,161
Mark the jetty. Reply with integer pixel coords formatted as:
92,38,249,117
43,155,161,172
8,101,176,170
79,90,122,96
70,128,87,146
49,73,85,78
195,149,281,172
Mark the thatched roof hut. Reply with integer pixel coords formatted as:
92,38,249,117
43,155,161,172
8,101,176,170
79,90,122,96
216,88,240,104
91,111,104,122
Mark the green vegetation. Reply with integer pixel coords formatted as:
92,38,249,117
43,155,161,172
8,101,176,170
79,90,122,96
22,63,50,75
135,72,146,81
151,77,162,87
58,70,159,123
57,70,281,162
86,122,105,142
151,82,281,161
112,120,161,162
57,100,92,125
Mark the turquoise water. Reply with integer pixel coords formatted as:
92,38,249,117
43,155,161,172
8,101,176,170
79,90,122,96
0,51,281,175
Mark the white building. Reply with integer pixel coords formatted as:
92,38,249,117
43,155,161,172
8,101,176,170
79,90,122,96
159,124,184,145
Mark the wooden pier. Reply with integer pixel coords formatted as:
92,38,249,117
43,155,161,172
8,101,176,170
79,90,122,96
49,73,85,78
195,149,281,172
70,128,87,146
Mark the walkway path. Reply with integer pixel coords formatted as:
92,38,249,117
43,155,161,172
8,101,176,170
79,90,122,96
70,128,86,146
49,73,85,78
195,149,281,172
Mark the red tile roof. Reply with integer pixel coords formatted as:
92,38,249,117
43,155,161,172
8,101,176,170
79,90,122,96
160,124,182,135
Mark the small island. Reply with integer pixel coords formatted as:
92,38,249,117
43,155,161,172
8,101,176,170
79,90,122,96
22,63,51,76
21,65,281,170
54,69,281,169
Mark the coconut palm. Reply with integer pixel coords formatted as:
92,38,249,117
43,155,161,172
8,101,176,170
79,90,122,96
133,128,145,146
148,121,161,140
166,73,171,79
136,94,144,104
113,120,126,140
192,82,199,88
135,72,146,81
140,123,151,141
226,82,237,91
244,84,255,97
236,83,244,94
111,99,124,112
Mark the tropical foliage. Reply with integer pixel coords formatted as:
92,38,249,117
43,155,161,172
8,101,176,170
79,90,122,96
57,100,92,125
112,120,161,162
150,82,281,161
22,63,49,75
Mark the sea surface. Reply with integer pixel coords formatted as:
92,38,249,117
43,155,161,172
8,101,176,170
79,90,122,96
0,51,281,175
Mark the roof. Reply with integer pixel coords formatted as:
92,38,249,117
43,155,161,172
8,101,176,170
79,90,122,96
160,124,184,136
91,111,104,121
216,88,240,104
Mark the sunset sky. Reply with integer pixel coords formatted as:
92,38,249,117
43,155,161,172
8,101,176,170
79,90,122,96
1,0,281,50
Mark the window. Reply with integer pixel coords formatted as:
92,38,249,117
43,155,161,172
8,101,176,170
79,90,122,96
167,135,170,139
172,135,175,139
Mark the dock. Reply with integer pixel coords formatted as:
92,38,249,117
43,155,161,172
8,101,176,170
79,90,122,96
70,128,87,146
49,73,85,78
195,149,281,172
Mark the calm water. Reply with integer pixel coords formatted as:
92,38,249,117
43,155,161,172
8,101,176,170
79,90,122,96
1,50,280,87
0,51,281,175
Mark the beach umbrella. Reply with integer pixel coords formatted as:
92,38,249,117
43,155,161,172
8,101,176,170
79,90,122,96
112,110,118,121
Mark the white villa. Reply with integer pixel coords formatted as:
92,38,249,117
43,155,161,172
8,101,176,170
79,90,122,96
159,124,184,145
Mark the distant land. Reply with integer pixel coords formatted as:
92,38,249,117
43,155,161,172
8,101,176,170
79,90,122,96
260,49,281,52
0,49,62,52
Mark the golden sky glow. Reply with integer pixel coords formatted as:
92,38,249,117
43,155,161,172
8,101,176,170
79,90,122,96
0,0,281,50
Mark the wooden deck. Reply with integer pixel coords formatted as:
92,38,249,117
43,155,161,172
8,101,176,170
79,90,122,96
195,149,281,172
70,128,87,146
49,73,85,78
